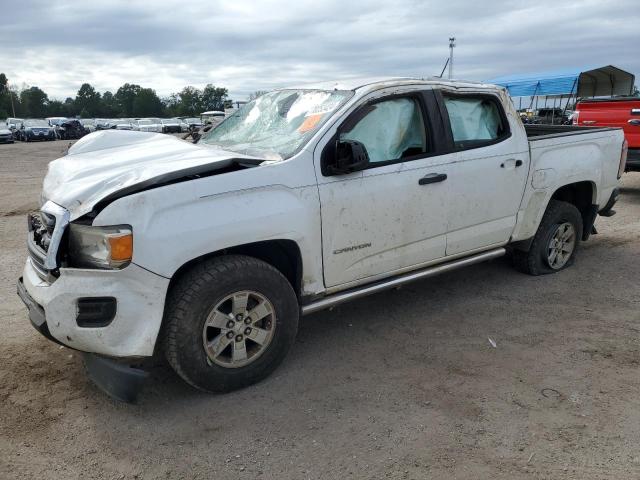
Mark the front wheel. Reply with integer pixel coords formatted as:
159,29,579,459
512,200,583,275
163,255,299,393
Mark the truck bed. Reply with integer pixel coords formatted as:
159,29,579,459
525,124,619,141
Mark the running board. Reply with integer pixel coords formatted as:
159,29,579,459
301,248,506,316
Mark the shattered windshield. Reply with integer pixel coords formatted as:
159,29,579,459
200,89,352,160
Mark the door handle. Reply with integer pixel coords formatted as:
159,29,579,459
500,159,523,168
629,119,640,126
582,120,597,125
419,173,447,185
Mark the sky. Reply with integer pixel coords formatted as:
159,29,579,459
1,0,638,101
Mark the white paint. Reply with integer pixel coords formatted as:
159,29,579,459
22,259,169,356
23,77,624,358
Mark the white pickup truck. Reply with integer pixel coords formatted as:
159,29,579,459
18,77,627,401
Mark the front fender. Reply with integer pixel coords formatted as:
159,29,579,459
93,166,324,296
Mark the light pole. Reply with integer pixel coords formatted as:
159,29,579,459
448,37,456,80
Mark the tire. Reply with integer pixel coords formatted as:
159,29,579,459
163,255,299,393
512,200,583,276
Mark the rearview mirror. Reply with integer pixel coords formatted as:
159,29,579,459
329,139,370,174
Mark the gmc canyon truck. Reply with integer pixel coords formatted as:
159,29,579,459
18,77,627,402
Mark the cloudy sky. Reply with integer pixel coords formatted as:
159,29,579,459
1,0,638,101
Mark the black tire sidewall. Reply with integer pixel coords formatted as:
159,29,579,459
534,201,583,273
166,256,299,393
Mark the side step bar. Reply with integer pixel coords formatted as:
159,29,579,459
301,247,506,316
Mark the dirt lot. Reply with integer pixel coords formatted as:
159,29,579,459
1,139,639,480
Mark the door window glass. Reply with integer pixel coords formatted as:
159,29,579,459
340,98,427,163
443,96,508,149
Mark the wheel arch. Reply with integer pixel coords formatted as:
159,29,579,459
512,180,598,251
549,181,597,241
166,239,304,300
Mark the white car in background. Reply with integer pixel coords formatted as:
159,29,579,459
0,122,14,143
160,118,182,133
80,119,96,133
134,118,162,133
109,119,135,130
47,117,67,128
6,117,24,130
201,110,226,127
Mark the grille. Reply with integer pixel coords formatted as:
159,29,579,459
27,212,54,279
25,202,70,282
28,211,55,253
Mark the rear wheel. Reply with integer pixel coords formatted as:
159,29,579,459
163,255,299,393
512,200,583,275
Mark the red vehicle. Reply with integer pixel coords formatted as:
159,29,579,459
574,97,640,171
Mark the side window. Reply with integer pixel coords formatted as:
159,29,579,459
340,97,427,163
443,95,509,150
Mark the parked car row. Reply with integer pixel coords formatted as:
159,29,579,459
1,116,199,143
92,117,191,133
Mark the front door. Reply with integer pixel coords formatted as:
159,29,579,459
316,92,455,288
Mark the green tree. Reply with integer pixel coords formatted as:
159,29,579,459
46,99,65,116
177,86,203,115
201,85,228,111
63,97,76,117
0,73,10,117
100,91,118,117
75,83,101,117
132,87,164,117
114,83,141,116
20,86,49,118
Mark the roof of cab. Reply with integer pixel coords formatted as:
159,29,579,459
288,76,497,92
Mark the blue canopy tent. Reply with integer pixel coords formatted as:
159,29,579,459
487,65,635,98
487,66,635,122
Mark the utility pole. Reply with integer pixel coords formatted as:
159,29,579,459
448,37,456,80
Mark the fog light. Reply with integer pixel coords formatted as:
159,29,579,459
76,297,117,328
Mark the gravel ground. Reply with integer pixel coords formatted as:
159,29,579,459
1,139,639,480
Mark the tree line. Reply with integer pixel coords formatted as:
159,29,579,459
0,73,231,119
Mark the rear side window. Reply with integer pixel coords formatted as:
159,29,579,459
443,95,509,150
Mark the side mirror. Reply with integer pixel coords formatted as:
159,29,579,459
329,139,369,174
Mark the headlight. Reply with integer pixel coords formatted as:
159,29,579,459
68,224,133,269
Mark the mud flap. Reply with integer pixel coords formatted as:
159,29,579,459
83,353,149,403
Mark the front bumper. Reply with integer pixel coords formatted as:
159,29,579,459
26,130,55,140
19,258,170,357
18,273,152,403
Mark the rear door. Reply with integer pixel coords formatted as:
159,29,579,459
316,89,455,288
437,90,529,256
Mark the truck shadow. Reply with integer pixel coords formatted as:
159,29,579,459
619,186,640,205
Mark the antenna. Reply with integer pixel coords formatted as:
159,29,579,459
448,37,456,80
438,58,450,78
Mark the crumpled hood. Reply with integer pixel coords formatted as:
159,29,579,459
43,130,255,219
